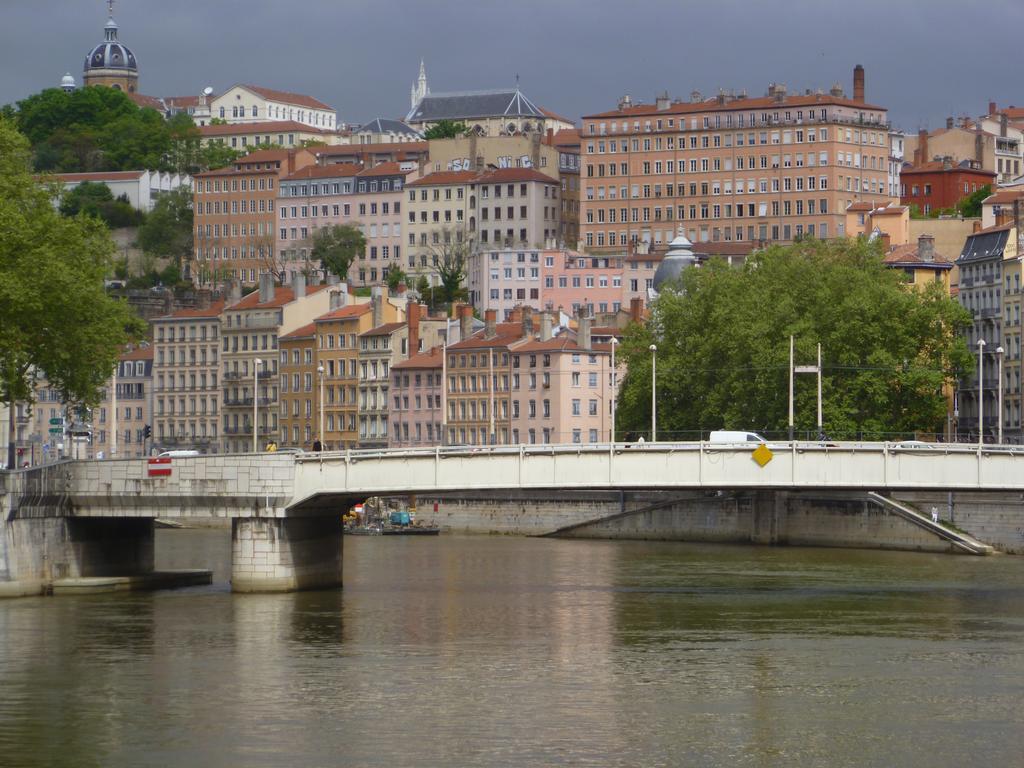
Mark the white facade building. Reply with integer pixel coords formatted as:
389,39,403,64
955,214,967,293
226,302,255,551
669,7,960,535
211,85,337,131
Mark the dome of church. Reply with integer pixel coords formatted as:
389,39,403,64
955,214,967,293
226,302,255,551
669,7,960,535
84,17,137,73
60,73,76,89
652,235,699,291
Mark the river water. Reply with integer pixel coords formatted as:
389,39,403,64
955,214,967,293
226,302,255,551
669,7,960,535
1,530,1022,767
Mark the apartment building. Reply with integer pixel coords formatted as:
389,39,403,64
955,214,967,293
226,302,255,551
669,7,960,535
315,292,402,450
955,224,1022,443
211,84,337,131
220,274,332,453
93,346,154,459
899,159,995,215
278,322,318,448
390,346,445,448
541,249,624,316
510,320,612,445
199,120,338,152
193,148,316,287
579,66,891,253
445,309,523,446
152,301,225,453
277,162,414,287
905,120,1022,186
406,167,561,283
358,303,446,448
467,248,544,316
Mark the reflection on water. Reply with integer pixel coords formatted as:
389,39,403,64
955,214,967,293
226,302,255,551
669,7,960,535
1,531,1022,767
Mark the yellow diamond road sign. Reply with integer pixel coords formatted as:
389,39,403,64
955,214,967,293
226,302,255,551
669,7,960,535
752,443,774,467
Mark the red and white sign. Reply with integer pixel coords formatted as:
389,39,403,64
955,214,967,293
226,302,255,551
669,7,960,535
147,457,172,477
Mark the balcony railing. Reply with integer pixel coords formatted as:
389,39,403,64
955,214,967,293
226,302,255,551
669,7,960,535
223,424,275,435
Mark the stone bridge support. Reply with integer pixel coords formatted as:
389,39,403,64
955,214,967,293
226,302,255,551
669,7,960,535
231,516,343,593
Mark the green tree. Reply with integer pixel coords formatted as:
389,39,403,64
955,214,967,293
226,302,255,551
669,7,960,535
429,227,470,306
8,86,174,172
415,276,435,310
386,265,408,291
957,184,992,218
137,186,193,269
423,120,467,140
0,119,145,467
311,224,365,280
59,181,143,228
616,238,973,442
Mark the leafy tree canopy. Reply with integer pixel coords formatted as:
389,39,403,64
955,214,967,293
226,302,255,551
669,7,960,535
311,224,366,280
136,185,193,266
423,120,467,140
616,237,973,441
429,227,470,306
0,119,145,466
957,184,992,218
386,265,408,291
58,181,144,228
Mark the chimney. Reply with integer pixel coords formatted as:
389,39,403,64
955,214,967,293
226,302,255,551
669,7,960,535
258,271,275,304
853,64,865,103
521,306,535,337
195,288,212,310
630,297,644,323
484,309,497,339
656,91,671,111
371,286,384,327
973,220,982,233
989,101,998,116
329,287,347,310
975,132,985,164
942,156,953,171
508,307,523,324
459,303,474,341
690,90,702,103
539,312,553,341
880,232,891,252
326,272,340,286
946,117,954,130
618,94,632,111
407,302,421,356
228,279,242,305
918,129,929,166
1001,113,1008,138
917,234,935,262
291,271,306,299
578,310,592,352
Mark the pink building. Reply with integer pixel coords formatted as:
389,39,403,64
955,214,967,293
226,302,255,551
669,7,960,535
510,322,613,445
541,248,625,316
390,346,444,447
277,161,417,287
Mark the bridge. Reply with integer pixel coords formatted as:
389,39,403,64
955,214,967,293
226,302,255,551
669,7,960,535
2,442,1019,596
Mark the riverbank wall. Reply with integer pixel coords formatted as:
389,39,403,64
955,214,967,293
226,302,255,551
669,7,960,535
417,489,1023,554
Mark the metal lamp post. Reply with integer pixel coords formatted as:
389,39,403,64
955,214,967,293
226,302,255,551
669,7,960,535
976,339,985,445
253,357,261,453
649,344,657,442
317,363,325,450
996,345,1005,445
610,337,618,444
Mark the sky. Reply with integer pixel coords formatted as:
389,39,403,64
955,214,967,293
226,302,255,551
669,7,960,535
3,0,1023,132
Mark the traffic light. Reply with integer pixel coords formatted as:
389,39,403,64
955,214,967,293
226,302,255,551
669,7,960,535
143,424,152,439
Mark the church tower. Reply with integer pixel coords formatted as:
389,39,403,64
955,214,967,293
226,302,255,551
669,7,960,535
410,60,429,110
83,1,139,93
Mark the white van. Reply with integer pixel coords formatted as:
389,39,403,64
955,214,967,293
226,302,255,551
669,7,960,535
158,450,201,458
708,431,768,444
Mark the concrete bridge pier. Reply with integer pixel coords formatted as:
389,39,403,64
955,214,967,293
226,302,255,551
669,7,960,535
231,516,343,593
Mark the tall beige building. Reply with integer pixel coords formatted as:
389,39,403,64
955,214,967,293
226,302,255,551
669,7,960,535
220,274,332,453
579,67,891,252
152,301,225,453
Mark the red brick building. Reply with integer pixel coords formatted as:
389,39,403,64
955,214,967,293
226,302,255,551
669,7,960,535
899,159,995,214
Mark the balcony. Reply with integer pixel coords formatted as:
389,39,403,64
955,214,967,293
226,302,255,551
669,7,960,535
223,424,275,436
223,396,274,408
223,371,244,381
979,308,1000,319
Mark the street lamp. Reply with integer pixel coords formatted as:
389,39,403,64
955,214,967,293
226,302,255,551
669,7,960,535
649,344,657,442
610,337,619,444
976,339,985,446
253,357,262,453
317,363,325,450
996,345,1005,445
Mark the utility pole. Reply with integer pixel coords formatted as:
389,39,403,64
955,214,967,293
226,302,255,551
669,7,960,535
253,358,261,453
788,335,794,440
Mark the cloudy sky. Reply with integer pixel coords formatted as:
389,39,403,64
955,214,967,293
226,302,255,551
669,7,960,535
4,0,1022,131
